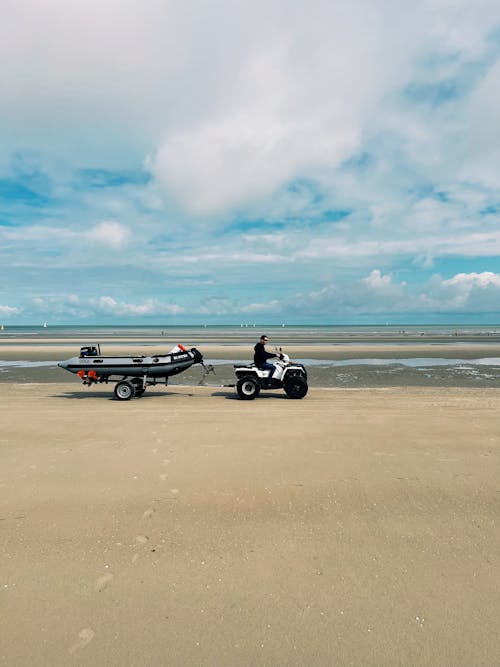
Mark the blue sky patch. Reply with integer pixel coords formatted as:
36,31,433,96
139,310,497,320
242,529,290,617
0,179,49,206
76,168,151,189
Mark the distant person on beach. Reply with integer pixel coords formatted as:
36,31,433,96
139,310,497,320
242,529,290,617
254,334,279,381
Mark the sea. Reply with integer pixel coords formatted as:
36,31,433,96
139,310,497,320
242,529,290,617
1,324,500,387
0,323,500,344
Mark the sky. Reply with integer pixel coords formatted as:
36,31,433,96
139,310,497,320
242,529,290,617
1,0,500,325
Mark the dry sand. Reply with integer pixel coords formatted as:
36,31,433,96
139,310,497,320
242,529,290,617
1,383,499,666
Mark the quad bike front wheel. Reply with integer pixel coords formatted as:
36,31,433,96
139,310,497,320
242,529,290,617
237,376,261,400
284,375,308,399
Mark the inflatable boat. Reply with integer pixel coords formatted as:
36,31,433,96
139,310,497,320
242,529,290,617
58,343,205,399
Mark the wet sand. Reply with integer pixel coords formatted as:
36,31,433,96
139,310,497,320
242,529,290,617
1,383,499,666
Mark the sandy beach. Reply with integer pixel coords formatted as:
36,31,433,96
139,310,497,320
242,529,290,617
2,382,499,666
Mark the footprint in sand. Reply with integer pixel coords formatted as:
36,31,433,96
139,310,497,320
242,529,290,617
142,508,155,520
136,535,149,544
69,627,95,654
95,573,114,592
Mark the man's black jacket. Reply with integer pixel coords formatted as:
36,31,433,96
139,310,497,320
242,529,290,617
254,342,276,366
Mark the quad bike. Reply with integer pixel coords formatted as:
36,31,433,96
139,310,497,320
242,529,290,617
234,350,308,400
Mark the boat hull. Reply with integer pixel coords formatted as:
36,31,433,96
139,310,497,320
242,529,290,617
58,347,203,380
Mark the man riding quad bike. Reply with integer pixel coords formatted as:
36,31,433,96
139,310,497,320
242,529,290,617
234,349,308,400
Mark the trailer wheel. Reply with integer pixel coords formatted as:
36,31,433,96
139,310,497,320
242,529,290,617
284,375,308,399
114,381,135,401
131,379,146,397
237,376,260,400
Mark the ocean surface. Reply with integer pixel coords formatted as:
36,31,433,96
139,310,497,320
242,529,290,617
2,323,500,340
1,324,500,387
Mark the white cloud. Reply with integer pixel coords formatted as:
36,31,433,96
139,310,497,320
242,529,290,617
149,1,500,214
1,220,130,254
151,2,424,214
0,304,21,316
439,271,500,309
443,271,500,288
196,297,240,317
466,60,500,158
284,270,500,315
86,221,129,248
24,294,185,320
362,270,398,290
5,1,498,213
95,296,184,317
240,300,280,314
